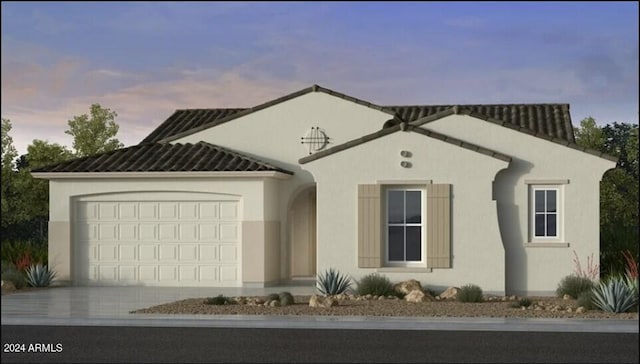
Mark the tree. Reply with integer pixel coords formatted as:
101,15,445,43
574,118,639,276
65,103,123,157
1,118,18,229
574,117,604,150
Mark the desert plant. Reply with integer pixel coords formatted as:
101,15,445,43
457,284,484,302
204,294,230,305
556,275,594,299
266,293,280,302
591,276,638,313
356,273,395,297
2,264,27,289
1,240,48,267
576,290,595,310
572,251,599,280
518,297,532,307
25,263,56,287
1,260,16,275
317,268,352,296
279,291,294,306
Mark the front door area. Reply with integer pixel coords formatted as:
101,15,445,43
289,187,316,278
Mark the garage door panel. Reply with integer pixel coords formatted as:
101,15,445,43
220,202,238,219
179,245,198,261
76,198,239,287
159,245,178,261
219,266,238,282
159,202,178,219
119,203,137,219
199,202,218,219
139,244,157,261
219,224,238,241
179,202,199,219
219,245,237,262
159,265,178,281
98,244,117,260
159,224,178,240
99,224,118,240
139,203,158,220
139,265,157,281
139,224,157,240
200,266,218,281
199,245,217,260
179,224,198,241
119,266,137,281
119,224,137,240
199,224,218,240
99,203,118,220
179,266,198,281
119,245,137,260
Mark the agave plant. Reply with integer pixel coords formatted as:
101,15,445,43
591,276,638,313
317,268,352,296
25,263,56,287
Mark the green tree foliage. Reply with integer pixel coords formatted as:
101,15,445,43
574,118,639,276
1,119,18,229
65,103,123,157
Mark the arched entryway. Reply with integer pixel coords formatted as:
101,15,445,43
288,186,316,278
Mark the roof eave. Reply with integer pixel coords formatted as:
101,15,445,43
31,171,293,180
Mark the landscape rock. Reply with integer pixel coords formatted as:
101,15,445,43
563,294,572,300
309,294,339,308
438,287,460,300
576,307,586,313
405,290,427,303
393,279,423,295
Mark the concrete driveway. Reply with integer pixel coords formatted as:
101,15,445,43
1,286,638,333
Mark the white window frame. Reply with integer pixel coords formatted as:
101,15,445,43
384,187,426,267
529,184,564,243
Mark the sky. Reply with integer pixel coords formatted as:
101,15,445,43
1,1,638,156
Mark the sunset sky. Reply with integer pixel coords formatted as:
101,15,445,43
2,1,638,156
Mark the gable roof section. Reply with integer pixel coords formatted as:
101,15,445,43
141,84,577,145
299,122,512,164
31,142,293,174
409,107,617,162
142,84,396,144
386,103,575,143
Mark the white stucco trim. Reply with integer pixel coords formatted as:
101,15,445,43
524,179,570,184
525,243,570,248
32,171,293,180
376,179,433,185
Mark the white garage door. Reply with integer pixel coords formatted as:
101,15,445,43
75,194,240,286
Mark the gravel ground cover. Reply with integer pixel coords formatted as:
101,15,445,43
131,294,639,320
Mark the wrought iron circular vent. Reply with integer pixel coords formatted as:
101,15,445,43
301,127,329,154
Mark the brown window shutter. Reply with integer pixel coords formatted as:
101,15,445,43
426,184,451,268
358,184,381,268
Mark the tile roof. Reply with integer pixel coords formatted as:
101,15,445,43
31,142,293,174
386,104,575,143
141,85,575,144
299,122,513,165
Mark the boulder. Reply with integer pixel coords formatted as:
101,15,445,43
438,287,460,300
309,294,339,308
309,294,321,308
405,290,427,303
393,280,423,295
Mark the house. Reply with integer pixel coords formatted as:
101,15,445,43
32,85,616,296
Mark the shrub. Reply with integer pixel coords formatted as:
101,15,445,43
576,290,595,310
1,240,48,267
204,294,230,305
317,268,352,296
556,275,594,299
2,268,26,289
25,264,56,287
457,284,483,303
266,293,280,302
279,291,294,306
591,276,638,313
357,273,396,297
518,298,532,307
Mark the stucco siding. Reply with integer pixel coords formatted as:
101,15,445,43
304,131,509,294
424,114,615,294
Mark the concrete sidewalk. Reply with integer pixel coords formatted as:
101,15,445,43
2,286,638,333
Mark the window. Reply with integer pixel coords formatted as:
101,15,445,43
386,189,424,265
530,185,563,242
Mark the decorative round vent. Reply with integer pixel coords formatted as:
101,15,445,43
301,127,329,154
